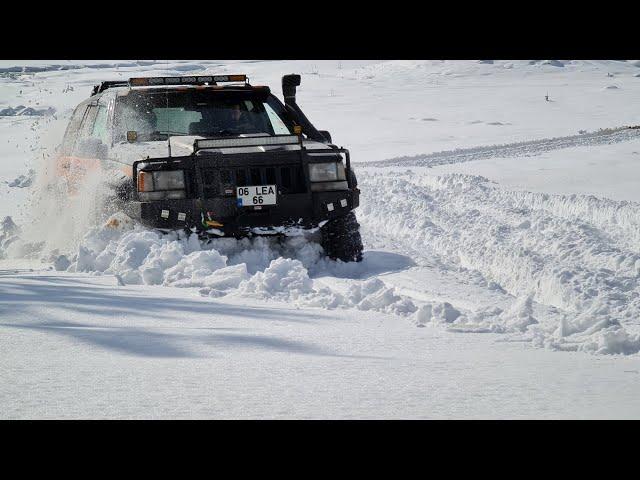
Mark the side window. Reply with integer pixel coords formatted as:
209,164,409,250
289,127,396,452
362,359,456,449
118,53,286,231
71,104,99,156
264,102,292,135
78,104,98,140
61,104,88,155
92,105,109,144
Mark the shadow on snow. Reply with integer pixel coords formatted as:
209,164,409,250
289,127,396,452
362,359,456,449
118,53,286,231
0,275,388,361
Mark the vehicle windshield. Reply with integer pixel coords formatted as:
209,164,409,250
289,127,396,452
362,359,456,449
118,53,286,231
113,89,294,142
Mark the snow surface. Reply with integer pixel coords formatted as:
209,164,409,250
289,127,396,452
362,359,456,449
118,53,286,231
2,60,640,418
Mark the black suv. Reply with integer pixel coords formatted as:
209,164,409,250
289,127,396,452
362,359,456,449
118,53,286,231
57,74,363,261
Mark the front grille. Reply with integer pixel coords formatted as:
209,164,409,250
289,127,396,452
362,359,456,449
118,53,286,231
199,169,222,198
200,165,306,199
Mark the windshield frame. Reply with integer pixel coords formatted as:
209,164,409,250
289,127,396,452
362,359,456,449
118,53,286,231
113,88,296,143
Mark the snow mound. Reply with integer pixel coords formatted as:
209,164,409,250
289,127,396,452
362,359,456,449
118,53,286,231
413,302,462,327
237,257,315,300
502,294,538,332
358,170,640,355
234,259,419,313
347,278,417,316
161,249,228,288
45,215,423,316
198,264,251,297
542,308,640,355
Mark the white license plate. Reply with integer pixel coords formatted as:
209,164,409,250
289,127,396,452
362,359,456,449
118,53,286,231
236,185,277,207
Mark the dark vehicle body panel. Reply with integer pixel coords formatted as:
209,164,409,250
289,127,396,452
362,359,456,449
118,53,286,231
129,189,359,233
129,146,359,234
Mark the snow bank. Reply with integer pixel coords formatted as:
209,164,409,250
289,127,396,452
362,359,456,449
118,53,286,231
30,215,419,317
540,307,640,355
359,170,640,355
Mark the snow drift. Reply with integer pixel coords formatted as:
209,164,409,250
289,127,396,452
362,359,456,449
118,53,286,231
358,170,640,355
32,214,417,317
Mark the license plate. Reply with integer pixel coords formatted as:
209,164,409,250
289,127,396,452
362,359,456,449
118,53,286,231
236,185,277,207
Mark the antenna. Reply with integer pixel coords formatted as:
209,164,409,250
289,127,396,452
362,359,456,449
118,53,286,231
166,59,172,158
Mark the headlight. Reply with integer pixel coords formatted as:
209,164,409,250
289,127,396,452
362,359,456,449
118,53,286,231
153,170,185,190
137,169,186,201
308,162,346,182
138,170,185,191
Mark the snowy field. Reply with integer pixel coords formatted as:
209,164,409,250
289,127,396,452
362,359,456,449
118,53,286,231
1,60,640,419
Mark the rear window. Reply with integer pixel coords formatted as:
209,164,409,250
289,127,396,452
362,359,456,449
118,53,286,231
113,89,293,142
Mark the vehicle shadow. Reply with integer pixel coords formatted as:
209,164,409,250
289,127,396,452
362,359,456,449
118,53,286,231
0,274,326,323
311,250,416,280
2,320,379,360
0,275,388,361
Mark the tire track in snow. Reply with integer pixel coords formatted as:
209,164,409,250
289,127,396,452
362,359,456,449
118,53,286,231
356,171,640,354
362,127,640,168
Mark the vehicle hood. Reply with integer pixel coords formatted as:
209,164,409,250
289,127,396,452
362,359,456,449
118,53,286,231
110,135,335,165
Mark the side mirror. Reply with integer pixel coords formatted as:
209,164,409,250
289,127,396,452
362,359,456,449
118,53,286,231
318,130,332,143
76,138,108,159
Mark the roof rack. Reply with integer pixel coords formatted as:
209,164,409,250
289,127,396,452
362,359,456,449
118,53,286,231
91,80,129,96
129,74,248,87
91,74,249,96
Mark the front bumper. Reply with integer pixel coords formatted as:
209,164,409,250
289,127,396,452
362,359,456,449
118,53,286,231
125,188,360,235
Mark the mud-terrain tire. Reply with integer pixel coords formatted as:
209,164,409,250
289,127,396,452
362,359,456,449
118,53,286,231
320,211,363,262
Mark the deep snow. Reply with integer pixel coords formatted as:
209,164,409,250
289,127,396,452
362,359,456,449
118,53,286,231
2,60,640,418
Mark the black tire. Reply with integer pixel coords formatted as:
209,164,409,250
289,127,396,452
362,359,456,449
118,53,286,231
320,211,363,262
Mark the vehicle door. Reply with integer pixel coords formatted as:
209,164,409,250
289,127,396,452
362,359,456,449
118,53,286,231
66,99,112,192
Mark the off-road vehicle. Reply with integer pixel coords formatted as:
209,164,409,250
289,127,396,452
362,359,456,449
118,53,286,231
57,73,363,262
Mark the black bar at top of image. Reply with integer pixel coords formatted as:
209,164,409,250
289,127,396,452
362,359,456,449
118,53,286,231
3,6,638,60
